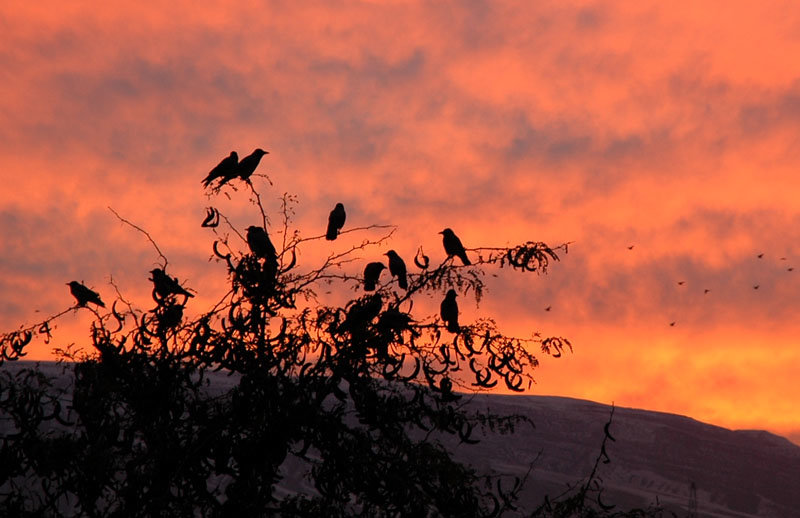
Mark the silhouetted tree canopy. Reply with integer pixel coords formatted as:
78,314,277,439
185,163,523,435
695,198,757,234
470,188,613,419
0,153,669,517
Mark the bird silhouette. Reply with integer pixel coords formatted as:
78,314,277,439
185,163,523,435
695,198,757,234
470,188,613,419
753,284,760,290
202,151,238,188
677,281,685,286
326,203,346,240
788,267,795,272
363,262,386,291
669,321,676,327
439,228,470,265
757,253,764,259
246,225,278,266
440,289,459,333
545,305,552,312
385,250,408,290
704,289,711,294
149,268,194,300
627,245,634,250
67,281,105,308
233,148,268,184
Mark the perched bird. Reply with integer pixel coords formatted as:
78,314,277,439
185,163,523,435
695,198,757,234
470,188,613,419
363,262,386,291
385,250,408,290
234,148,268,183
326,203,346,240
246,225,278,266
67,281,105,308
439,228,470,265
149,268,194,300
202,151,238,188
440,289,459,333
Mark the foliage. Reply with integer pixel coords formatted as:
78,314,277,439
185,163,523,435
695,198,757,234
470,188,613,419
0,173,663,517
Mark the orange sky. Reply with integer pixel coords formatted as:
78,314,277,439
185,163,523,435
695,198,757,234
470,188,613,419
1,1,799,444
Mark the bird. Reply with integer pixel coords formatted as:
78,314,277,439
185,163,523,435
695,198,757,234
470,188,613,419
627,245,634,250
440,289,459,333
201,151,238,188
677,281,685,286
67,281,105,308
246,225,278,266
326,203,346,240
788,267,795,272
233,148,268,183
385,250,408,290
149,268,194,300
704,289,711,294
757,253,764,259
545,305,552,312
753,284,760,290
669,321,676,327
363,262,386,291
439,228,470,265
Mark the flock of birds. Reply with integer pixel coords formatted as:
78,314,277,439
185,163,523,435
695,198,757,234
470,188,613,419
66,149,475,335
70,148,795,332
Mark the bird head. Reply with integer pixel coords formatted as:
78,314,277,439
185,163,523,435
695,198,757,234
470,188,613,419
446,288,457,298
254,148,268,157
384,250,397,258
246,225,261,234
439,228,453,236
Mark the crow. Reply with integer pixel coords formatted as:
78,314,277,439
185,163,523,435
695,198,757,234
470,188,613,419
67,281,105,308
202,151,238,188
149,268,194,300
385,250,408,290
440,289,459,333
326,203,346,240
233,148,268,184
363,262,386,291
246,225,278,266
439,228,470,265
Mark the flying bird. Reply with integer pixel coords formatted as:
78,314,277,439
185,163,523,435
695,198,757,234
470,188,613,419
757,253,764,259
234,148,268,183
440,289,459,333
149,268,194,300
246,225,278,266
627,245,634,250
704,289,711,294
677,281,685,286
788,267,795,272
669,321,676,327
201,151,238,188
385,250,408,290
363,262,386,291
753,284,760,290
326,203,346,240
67,281,105,308
544,305,552,312
439,228,470,265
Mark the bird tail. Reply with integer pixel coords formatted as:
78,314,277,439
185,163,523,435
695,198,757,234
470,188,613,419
364,281,376,291
458,252,471,265
398,275,408,290
446,320,459,333
326,227,338,240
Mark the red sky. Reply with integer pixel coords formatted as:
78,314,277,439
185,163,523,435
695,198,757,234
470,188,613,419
1,1,799,444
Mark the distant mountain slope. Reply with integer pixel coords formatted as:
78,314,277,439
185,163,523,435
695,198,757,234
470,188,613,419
452,394,800,517
2,363,798,517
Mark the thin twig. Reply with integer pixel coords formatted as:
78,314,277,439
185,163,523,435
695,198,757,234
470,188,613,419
108,206,168,267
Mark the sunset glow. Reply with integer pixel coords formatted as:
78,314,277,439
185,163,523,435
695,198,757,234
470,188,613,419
1,1,799,444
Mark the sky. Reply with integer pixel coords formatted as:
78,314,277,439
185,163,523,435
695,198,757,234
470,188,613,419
1,1,799,445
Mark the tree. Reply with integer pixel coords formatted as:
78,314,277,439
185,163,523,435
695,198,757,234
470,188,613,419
0,161,662,517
